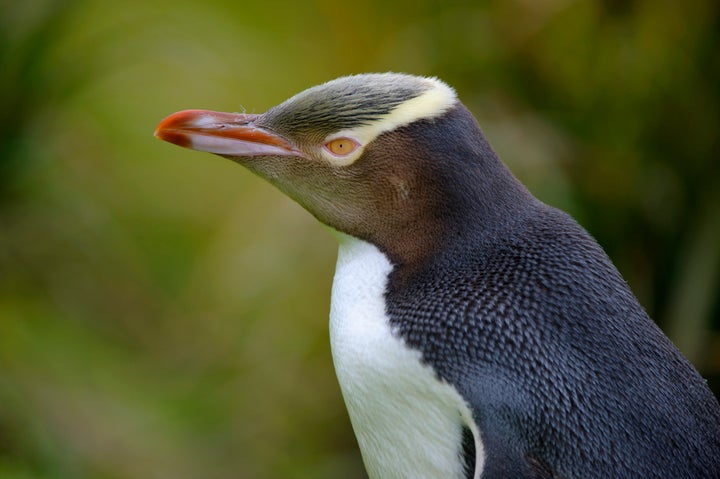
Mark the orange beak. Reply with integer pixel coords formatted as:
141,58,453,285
154,109,301,157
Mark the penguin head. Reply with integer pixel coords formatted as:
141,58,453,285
156,73,529,266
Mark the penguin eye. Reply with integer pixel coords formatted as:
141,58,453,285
324,137,359,156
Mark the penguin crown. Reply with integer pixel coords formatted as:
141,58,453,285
259,73,458,166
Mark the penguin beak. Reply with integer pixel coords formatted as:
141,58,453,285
155,109,301,157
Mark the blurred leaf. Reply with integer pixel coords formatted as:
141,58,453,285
0,0,718,478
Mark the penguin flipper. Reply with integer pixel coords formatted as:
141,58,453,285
477,454,560,479
475,427,561,479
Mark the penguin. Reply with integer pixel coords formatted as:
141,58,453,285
155,73,720,479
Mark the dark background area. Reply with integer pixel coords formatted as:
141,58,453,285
1,1,718,478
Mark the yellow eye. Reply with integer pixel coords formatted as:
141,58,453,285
325,137,359,156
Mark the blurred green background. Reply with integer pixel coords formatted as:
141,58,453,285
1,0,719,478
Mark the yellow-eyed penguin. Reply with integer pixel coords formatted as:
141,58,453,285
155,73,720,479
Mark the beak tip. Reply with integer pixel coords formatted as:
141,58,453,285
154,127,192,148
155,110,201,148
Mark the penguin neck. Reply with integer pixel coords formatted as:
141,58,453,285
360,103,538,275
382,160,536,277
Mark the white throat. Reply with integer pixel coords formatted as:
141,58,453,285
329,236,483,479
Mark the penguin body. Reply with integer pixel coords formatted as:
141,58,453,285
156,73,720,479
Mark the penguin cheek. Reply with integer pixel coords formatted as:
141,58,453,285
250,164,360,232
228,155,286,183
233,154,375,238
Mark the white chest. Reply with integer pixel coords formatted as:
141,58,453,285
329,237,483,479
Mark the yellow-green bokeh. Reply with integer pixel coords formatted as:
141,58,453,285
1,1,718,478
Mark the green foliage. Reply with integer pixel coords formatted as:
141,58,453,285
1,0,718,477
